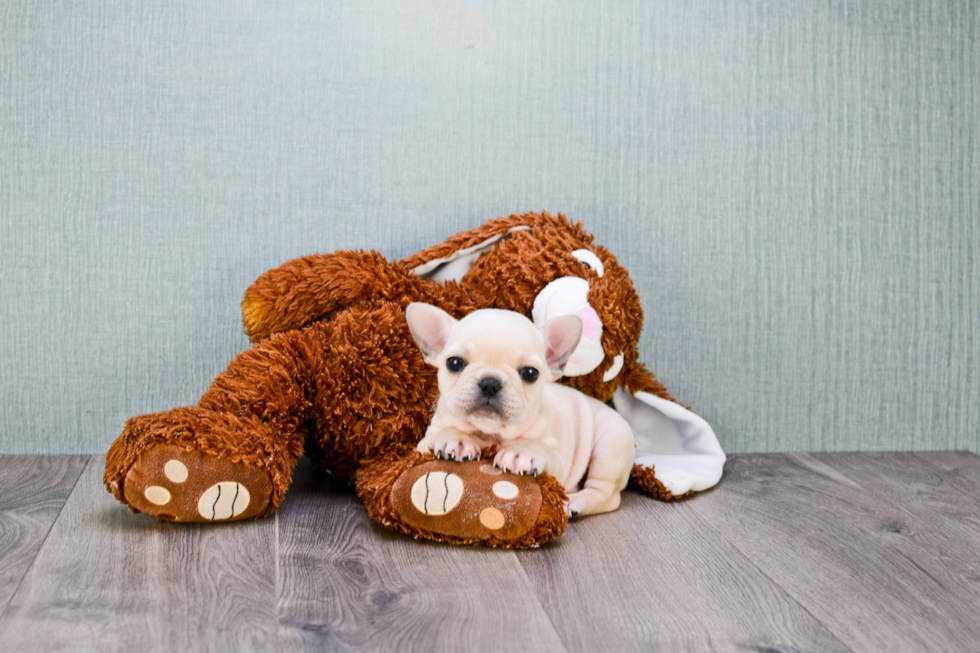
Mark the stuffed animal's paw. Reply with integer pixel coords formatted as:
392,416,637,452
356,445,568,548
120,444,273,522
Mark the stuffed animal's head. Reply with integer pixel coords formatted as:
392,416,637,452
399,212,646,402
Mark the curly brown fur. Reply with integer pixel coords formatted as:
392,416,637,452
106,210,691,540
627,464,693,501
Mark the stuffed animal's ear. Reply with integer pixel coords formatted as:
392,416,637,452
405,303,457,364
399,213,537,283
542,315,583,378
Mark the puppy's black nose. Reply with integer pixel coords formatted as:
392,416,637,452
478,378,502,398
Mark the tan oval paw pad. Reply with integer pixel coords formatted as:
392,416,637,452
164,460,188,483
479,507,505,530
144,486,171,505
492,481,519,499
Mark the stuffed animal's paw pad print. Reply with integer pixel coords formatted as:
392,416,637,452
123,445,272,522
196,481,251,520
390,458,546,542
410,471,464,515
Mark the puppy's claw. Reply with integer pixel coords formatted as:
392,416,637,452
428,435,482,463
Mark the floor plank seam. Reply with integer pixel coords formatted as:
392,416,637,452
0,455,91,624
686,500,857,653
511,551,571,653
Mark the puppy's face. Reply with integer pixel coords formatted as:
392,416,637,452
406,305,582,435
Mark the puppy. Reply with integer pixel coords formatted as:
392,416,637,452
405,303,636,517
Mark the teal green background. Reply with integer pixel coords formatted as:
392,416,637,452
1,1,977,454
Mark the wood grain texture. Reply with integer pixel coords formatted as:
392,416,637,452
517,491,850,653
913,451,980,495
692,454,980,652
0,457,277,652
816,451,980,528
815,451,980,592
2,1,978,456
276,459,566,653
0,455,87,617
2,453,978,651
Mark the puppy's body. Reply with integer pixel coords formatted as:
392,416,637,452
407,305,635,517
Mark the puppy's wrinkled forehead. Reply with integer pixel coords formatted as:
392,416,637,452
448,310,544,363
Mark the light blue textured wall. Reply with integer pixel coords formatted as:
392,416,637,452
1,1,977,454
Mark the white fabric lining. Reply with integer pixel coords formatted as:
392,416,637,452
613,390,726,496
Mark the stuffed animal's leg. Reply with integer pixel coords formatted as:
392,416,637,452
242,250,439,343
104,329,317,522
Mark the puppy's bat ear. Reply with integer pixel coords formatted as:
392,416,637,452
405,303,457,365
543,314,583,378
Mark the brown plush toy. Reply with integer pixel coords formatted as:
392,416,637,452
105,212,725,548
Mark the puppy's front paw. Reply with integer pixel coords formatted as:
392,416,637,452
431,435,481,462
494,445,549,477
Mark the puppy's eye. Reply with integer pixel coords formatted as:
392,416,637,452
519,367,539,383
446,357,467,372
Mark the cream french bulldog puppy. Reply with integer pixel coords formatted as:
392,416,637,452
405,303,636,517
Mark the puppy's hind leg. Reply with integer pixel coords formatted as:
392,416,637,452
566,412,635,517
567,479,623,517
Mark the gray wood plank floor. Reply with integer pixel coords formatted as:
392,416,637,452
0,452,977,652
0,455,87,617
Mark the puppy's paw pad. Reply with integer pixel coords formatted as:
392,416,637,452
123,445,272,522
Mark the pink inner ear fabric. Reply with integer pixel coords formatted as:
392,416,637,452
577,306,602,341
